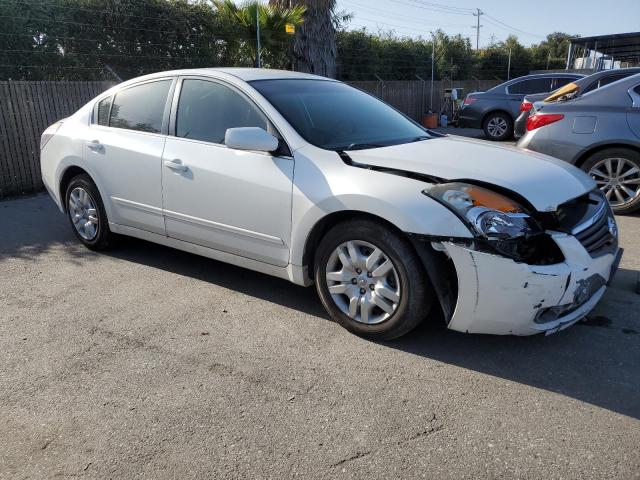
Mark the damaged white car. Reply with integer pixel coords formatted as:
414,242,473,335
40,68,622,339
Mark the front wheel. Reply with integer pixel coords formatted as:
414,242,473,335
582,148,640,214
314,219,433,340
483,111,513,141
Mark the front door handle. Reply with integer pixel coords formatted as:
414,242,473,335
86,140,104,151
164,159,188,172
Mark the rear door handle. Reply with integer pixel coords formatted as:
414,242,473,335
164,159,188,172
86,140,103,151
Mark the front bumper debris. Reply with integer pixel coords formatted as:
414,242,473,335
443,232,621,336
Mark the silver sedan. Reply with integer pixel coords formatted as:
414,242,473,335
517,73,640,214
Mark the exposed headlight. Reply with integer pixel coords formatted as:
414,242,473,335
424,182,540,239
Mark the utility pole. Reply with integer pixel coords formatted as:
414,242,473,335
430,36,435,110
256,3,262,68
546,51,551,70
507,47,512,80
472,8,483,49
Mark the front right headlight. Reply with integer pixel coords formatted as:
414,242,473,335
423,182,546,261
423,182,541,240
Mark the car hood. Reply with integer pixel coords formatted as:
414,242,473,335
345,136,595,212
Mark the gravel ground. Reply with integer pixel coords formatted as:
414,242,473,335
1,194,639,480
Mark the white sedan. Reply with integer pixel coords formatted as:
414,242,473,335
40,68,621,339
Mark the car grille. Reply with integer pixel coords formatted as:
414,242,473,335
570,194,617,256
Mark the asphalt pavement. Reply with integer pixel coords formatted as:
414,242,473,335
1,194,639,479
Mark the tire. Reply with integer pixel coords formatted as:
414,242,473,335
65,174,114,250
483,111,513,141
314,219,433,340
581,148,640,215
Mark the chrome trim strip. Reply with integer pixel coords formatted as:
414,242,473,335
571,200,607,235
163,209,284,245
111,196,163,216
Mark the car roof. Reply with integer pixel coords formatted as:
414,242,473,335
117,67,334,86
570,72,640,108
575,67,640,86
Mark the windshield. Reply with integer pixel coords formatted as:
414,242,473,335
249,79,430,150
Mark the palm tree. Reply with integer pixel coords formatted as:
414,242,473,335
270,0,338,78
213,0,305,68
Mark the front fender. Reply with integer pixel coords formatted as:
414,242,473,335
288,146,472,267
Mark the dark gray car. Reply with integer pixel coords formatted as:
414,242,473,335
458,73,584,141
514,68,640,138
517,73,640,214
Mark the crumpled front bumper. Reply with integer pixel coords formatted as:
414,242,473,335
443,233,621,336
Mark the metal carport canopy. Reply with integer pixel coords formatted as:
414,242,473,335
570,32,640,63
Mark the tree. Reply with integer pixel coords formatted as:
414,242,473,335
270,0,338,78
213,0,305,69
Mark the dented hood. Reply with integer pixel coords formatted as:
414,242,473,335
345,136,595,212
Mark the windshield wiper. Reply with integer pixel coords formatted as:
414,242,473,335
409,135,430,142
339,142,387,151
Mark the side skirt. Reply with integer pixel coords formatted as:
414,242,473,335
109,223,309,286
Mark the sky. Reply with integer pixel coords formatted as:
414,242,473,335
334,0,640,47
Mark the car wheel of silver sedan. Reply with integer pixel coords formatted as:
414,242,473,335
583,148,640,215
65,174,115,250
314,219,433,340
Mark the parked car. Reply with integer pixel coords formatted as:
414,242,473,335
41,68,620,339
517,73,640,214
514,68,640,138
459,73,584,140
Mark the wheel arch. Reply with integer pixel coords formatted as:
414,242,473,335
482,108,514,126
573,142,640,168
301,210,406,279
59,165,91,212
300,210,457,324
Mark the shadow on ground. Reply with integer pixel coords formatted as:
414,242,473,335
3,194,639,419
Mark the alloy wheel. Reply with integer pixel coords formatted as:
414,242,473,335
487,116,508,138
325,240,401,325
68,187,99,240
589,157,640,207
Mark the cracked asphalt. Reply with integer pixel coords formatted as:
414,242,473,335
1,194,639,479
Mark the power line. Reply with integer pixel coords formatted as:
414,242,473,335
483,13,545,39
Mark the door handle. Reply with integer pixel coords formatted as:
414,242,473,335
164,159,188,172
86,140,104,151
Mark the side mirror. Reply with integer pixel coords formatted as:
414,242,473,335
225,127,279,153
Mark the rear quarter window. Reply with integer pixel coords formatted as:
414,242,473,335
93,96,112,126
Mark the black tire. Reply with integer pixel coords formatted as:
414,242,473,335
65,174,114,250
482,111,513,141
581,148,640,215
314,219,433,340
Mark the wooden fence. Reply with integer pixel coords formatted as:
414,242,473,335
0,81,114,198
0,78,500,199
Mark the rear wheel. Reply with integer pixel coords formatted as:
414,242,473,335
582,148,640,214
483,111,513,141
314,219,433,340
65,174,114,250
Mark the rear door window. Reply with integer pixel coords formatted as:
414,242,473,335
109,80,172,133
551,77,578,90
583,73,630,94
508,78,553,95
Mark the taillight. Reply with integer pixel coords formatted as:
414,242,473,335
520,100,533,112
40,121,63,150
526,113,564,131
463,96,477,106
